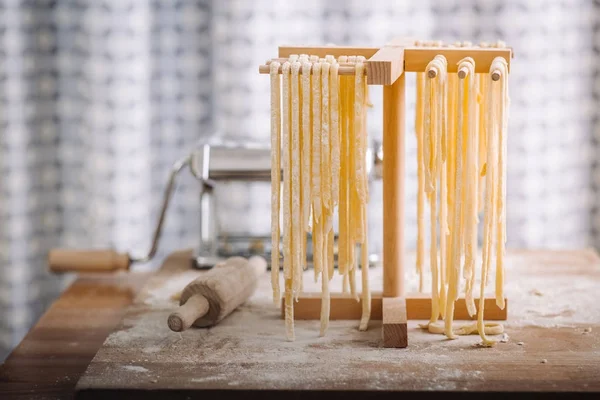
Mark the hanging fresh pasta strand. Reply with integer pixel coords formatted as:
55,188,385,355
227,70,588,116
459,58,477,317
477,58,501,347
291,61,302,299
281,61,292,283
431,56,448,325
269,62,282,305
359,206,371,331
319,203,330,336
281,61,294,340
327,228,334,280
359,55,370,206
445,59,470,340
493,57,509,310
352,59,367,248
478,72,487,213
416,71,426,291
444,73,458,286
354,59,367,206
438,57,449,318
321,61,332,213
337,56,349,278
328,61,339,282
428,70,439,323
347,56,357,280
319,58,334,328
311,62,323,223
330,62,340,207
297,59,305,275
423,68,433,193
301,62,312,231
311,62,323,282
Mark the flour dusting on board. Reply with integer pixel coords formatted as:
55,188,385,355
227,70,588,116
77,251,600,392
142,270,199,307
122,365,149,373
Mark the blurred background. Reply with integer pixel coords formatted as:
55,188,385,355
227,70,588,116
0,0,597,360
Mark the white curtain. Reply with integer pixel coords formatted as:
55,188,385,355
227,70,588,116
0,0,596,359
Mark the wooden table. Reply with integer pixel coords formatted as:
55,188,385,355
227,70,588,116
0,273,149,399
2,249,600,399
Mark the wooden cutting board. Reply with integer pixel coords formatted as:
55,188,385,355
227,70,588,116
75,249,600,397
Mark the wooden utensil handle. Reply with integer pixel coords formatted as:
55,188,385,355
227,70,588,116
48,249,130,273
167,294,210,332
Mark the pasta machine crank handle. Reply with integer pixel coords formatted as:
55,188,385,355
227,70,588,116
48,155,193,273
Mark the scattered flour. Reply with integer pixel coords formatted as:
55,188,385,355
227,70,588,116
142,270,201,307
122,365,149,373
77,251,600,392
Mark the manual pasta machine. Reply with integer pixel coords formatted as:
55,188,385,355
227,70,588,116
48,142,383,273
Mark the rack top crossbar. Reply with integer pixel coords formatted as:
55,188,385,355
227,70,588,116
270,41,512,85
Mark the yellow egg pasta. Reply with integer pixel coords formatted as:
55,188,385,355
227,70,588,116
269,47,508,344
270,54,372,338
269,61,281,306
415,53,508,345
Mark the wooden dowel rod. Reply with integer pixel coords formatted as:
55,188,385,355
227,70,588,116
404,48,511,73
382,73,405,298
267,58,361,66
258,64,363,75
261,64,506,77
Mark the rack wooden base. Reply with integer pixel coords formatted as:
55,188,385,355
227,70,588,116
281,293,507,348
281,292,507,320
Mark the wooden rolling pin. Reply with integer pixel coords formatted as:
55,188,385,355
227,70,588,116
48,249,131,273
167,255,267,332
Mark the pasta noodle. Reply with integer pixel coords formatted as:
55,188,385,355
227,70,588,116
320,59,332,334
416,70,426,293
269,47,508,343
330,62,341,208
415,51,508,345
291,61,302,300
338,55,349,278
359,217,371,331
494,57,509,310
301,62,312,228
462,57,477,318
321,61,332,213
270,61,281,305
281,61,294,341
269,54,371,338
312,62,323,282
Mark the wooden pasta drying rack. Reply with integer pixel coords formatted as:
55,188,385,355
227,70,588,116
259,37,511,348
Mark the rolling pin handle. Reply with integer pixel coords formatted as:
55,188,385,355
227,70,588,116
48,249,131,273
167,294,210,332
